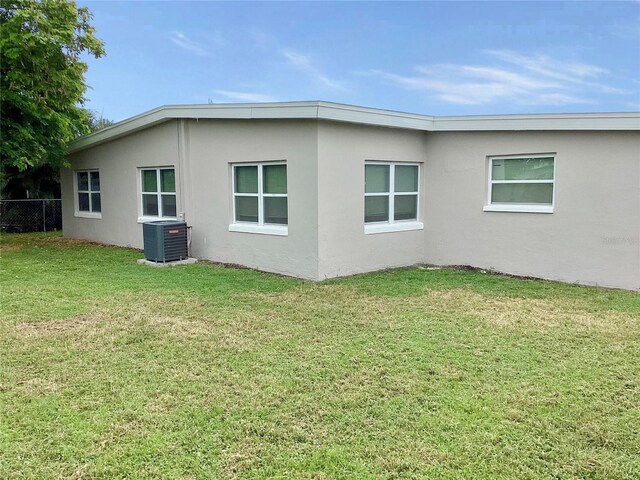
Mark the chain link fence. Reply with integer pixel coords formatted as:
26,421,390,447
0,199,63,233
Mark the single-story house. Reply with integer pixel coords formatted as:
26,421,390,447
62,101,640,290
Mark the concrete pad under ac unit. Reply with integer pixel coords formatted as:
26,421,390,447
137,258,198,267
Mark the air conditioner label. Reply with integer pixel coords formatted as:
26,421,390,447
168,229,179,234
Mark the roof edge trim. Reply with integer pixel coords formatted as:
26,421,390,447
68,101,640,154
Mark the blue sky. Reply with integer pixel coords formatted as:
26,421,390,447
80,1,640,121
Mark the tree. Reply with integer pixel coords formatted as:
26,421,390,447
0,0,104,188
1,163,60,199
85,109,114,133
0,107,116,199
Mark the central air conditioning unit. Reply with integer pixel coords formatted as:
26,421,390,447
142,220,188,263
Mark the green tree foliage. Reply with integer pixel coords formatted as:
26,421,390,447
85,109,114,133
0,0,105,179
0,108,116,199
1,164,60,199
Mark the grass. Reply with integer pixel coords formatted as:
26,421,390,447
1,232,638,479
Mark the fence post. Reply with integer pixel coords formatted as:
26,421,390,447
42,200,46,232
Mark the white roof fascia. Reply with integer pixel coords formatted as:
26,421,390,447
69,106,170,153
68,103,321,153
67,102,640,154
432,112,640,131
68,101,434,153
317,102,434,130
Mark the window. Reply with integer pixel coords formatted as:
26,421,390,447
75,170,101,218
364,162,423,234
140,168,177,218
485,155,555,213
230,163,288,235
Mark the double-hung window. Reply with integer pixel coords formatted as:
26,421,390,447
140,168,177,218
75,170,101,218
485,155,555,213
230,163,288,235
364,162,422,234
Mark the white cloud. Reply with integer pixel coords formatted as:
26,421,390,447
213,90,278,103
170,32,209,56
282,49,346,91
372,50,626,106
519,93,590,107
485,50,623,94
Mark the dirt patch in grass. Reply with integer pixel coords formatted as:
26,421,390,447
106,295,241,341
13,294,257,351
12,377,61,396
43,236,140,252
16,312,109,337
43,236,92,246
419,289,633,331
0,242,22,253
252,285,635,334
445,264,542,281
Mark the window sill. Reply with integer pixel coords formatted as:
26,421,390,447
137,216,178,224
483,205,554,214
74,211,102,219
365,221,424,235
229,223,288,236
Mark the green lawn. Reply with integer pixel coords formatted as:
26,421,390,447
1,233,638,479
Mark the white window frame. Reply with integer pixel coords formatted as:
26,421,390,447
484,154,555,214
73,169,101,219
364,161,423,235
229,162,288,236
138,167,177,222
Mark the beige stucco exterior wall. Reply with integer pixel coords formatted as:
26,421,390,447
423,131,640,290
62,120,181,248
183,119,319,279
63,119,320,279
316,121,428,278
62,118,639,289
